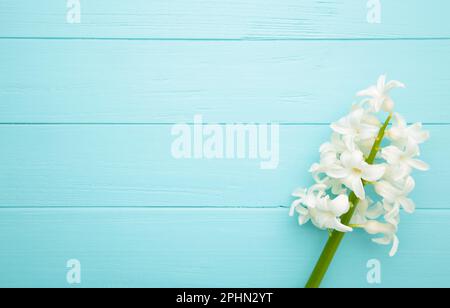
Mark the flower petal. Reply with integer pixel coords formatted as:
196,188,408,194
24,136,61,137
381,146,403,164
341,150,364,169
359,124,380,140
363,220,395,235
332,220,353,233
382,97,395,112
384,204,400,224
408,123,430,144
386,80,406,91
372,236,391,245
330,122,352,136
403,176,416,195
289,199,303,215
299,215,310,225
393,112,407,128
362,163,386,182
351,176,365,200
357,86,378,98
329,195,350,216
375,181,400,202
348,108,364,127
377,75,387,91
389,235,400,257
366,202,384,219
398,197,415,213
408,159,430,171
326,165,348,179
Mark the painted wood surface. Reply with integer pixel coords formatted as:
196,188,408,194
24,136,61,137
1,40,450,123
0,1,449,288
0,125,443,208
0,208,448,288
1,1,450,39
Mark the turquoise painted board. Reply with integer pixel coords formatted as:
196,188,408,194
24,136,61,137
0,208,448,288
1,1,450,39
1,40,450,123
0,125,443,208
0,0,449,288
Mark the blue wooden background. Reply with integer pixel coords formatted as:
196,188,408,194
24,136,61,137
1,1,449,287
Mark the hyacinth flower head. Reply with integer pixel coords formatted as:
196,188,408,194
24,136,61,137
290,75,430,288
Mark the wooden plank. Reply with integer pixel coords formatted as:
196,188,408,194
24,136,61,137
0,208,448,287
1,39,450,123
1,1,449,39
0,125,443,208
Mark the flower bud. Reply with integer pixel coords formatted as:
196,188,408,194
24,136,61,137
363,220,396,235
382,98,395,113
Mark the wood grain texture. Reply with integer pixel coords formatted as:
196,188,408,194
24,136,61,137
1,40,450,123
0,208,448,288
0,125,442,208
1,0,448,288
1,1,449,39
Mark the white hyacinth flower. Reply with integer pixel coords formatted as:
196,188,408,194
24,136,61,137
381,144,429,176
291,184,327,209
375,176,416,214
290,184,326,225
357,75,405,112
309,142,340,183
382,200,401,226
331,107,380,150
326,150,385,200
290,75,429,259
387,113,430,148
308,195,352,233
290,186,351,233
361,221,400,257
350,198,384,225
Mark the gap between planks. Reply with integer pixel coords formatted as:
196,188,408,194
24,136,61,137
2,37,450,42
0,123,449,126
0,206,447,211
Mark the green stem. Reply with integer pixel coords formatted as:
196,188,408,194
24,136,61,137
305,113,392,288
